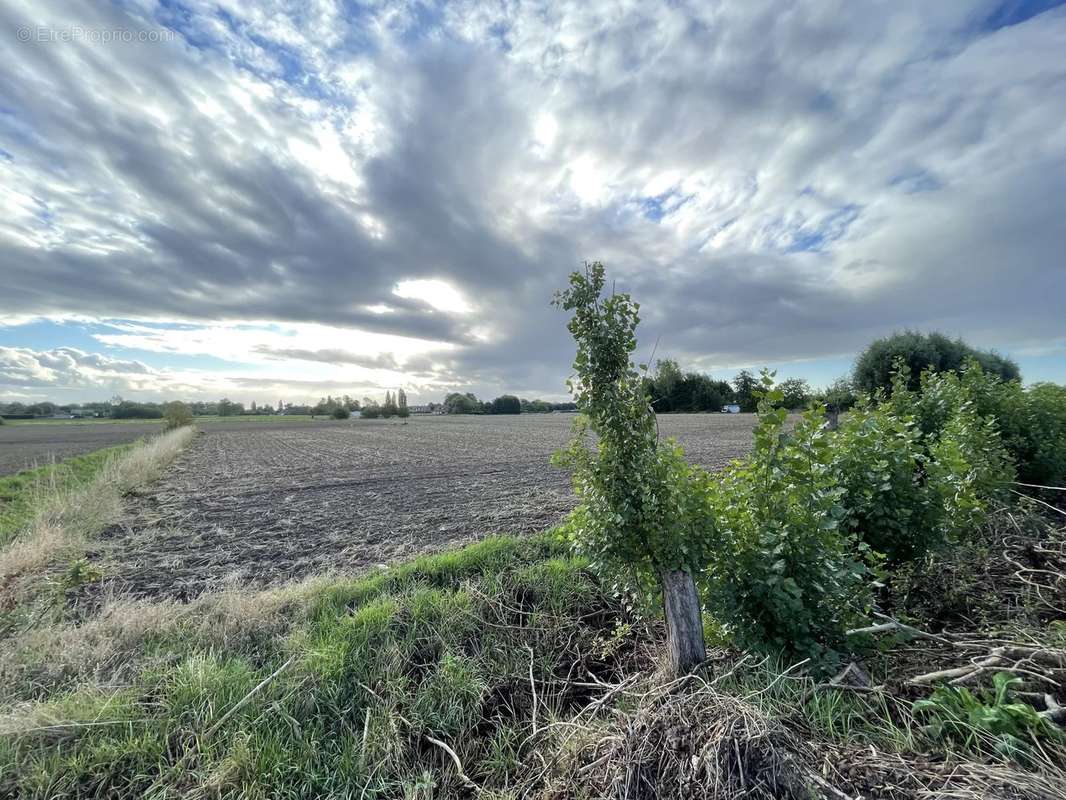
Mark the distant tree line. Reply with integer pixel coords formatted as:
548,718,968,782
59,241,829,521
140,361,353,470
440,392,577,415
0,331,1023,423
641,359,813,413
359,389,409,419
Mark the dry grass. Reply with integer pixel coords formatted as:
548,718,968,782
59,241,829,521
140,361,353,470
0,427,196,643
0,426,194,581
0,575,323,702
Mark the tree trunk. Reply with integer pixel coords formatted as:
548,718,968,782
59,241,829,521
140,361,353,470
660,569,706,676
824,407,840,431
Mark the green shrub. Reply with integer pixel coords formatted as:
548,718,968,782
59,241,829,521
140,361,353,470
360,404,381,419
1021,383,1066,485
830,399,932,563
702,375,870,663
854,331,1019,395
831,366,1011,563
331,406,351,420
957,365,1066,486
162,401,193,430
914,672,1063,761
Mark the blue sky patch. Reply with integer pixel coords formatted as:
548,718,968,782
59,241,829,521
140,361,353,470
979,0,1066,32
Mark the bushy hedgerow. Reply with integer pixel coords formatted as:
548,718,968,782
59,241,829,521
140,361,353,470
551,265,1057,668
162,401,193,430
701,376,870,663
951,364,1066,487
829,367,1012,564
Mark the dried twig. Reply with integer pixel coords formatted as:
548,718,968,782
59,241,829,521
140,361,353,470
425,735,484,794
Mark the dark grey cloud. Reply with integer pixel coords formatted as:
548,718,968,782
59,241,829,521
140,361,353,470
253,346,400,371
1,0,1064,398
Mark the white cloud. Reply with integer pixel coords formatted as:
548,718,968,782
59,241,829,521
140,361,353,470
393,280,474,314
0,0,1063,398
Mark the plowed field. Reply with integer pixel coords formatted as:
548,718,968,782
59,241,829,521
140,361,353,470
95,414,758,598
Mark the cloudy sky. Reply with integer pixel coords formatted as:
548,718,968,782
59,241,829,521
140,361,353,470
1,0,1064,405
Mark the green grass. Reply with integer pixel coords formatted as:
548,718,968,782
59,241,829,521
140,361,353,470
0,535,631,800
0,445,133,547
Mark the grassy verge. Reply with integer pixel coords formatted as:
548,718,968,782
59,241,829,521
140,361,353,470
0,535,636,799
0,445,133,547
0,427,196,639
1,512,1063,799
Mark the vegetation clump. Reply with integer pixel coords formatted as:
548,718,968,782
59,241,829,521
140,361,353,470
703,378,870,662
0,536,638,800
162,400,193,430
853,330,1020,394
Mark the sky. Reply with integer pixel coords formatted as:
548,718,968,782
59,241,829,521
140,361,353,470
1,0,1065,406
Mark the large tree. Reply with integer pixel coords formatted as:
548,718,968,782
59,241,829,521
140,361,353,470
489,394,521,414
854,330,1020,395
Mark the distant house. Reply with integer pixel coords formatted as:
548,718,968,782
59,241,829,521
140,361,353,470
721,404,741,414
408,404,442,415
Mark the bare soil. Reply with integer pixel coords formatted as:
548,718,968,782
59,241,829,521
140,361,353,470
0,421,162,475
0,418,335,476
95,414,758,599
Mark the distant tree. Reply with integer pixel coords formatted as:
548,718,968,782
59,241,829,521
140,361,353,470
361,402,381,419
163,401,193,429
397,388,410,418
443,392,482,414
489,394,521,414
217,398,244,417
854,330,1020,395
732,370,758,412
331,405,351,419
821,377,857,412
647,360,729,413
381,391,398,418
112,401,163,419
521,398,553,413
778,378,811,410
250,400,257,413
648,359,683,412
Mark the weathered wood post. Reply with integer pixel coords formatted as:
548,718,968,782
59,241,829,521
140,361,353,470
661,569,706,674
